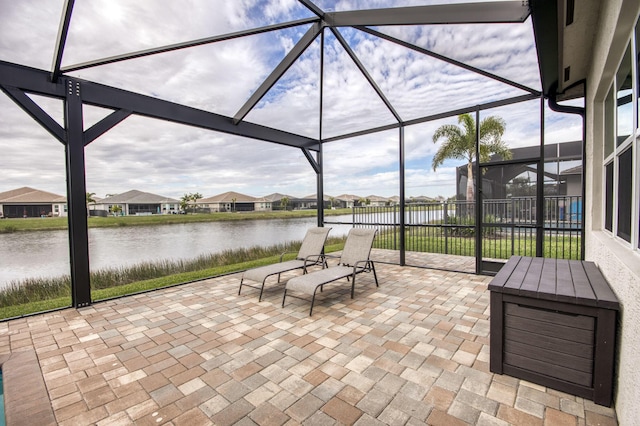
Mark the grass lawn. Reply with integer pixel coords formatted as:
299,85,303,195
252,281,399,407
0,208,352,233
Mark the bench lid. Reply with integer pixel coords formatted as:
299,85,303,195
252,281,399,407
489,256,619,310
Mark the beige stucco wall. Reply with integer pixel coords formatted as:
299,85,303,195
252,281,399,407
584,0,640,423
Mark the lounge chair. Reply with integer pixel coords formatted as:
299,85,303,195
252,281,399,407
282,228,378,315
238,227,331,301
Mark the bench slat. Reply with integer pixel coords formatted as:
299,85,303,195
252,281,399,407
555,259,577,302
568,260,597,306
489,255,522,292
520,257,543,296
582,262,620,310
506,256,532,293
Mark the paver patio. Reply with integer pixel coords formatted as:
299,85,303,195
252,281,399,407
0,251,618,425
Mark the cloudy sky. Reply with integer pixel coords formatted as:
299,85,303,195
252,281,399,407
0,0,583,201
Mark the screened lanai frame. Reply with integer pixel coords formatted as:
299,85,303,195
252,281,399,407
0,0,584,308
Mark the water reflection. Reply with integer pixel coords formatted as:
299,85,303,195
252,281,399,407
0,216,354,288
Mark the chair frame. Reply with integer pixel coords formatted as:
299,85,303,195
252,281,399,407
282,228,378,315
238,227,330,301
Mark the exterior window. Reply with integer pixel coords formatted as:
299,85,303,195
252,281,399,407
605,162,614,232
604,33,638,249
605,87,615,157
616,44,633,145
617,148,633,241
637,19,640,128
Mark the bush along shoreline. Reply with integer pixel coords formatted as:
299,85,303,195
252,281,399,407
0,237,346,320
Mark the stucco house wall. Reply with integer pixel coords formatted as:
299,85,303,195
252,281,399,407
584,0,640,423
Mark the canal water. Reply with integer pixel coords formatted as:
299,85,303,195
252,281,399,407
0,216,355,289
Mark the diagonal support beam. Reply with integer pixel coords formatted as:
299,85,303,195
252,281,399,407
322,93,539,143
233,22,322,125
51,0,75,81
302,147,319,173
84,108,132,146
326,1,530,26
61,18,319,74
0,85,66,144
330,27,402,123
298,0,325,18
357,26,541,96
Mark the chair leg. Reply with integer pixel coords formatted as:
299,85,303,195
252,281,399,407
238,278,244,295
258,280,266,302
282,289,287,307
351,274,356,298
370,262,379,287
310,288,318,316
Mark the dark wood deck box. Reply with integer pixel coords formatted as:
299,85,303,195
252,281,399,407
489,256,619,407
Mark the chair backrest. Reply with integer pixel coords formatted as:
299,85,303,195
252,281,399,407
340,228,377,266
297,227,331,259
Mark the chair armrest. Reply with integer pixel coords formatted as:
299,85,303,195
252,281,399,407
352,259,373,272
279,251,297,262
301,254,322,265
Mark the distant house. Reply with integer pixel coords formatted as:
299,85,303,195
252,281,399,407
263,193,295,210
335,194,361,208
387,196,400,205
93,190,180,216
197,191,271,212
365,195,389,207
0,187,67,218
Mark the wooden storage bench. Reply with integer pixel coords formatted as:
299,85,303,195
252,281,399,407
489,256,619,407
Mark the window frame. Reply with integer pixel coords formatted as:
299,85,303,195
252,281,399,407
603,23,640,251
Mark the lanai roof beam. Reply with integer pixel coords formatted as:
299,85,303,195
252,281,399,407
233,22,322,125
326,1,531,27
61,17,320,74
51,0,75,81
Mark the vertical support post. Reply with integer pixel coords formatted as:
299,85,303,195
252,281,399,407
399,125,406,265
475,108,482,274
444,201,449,254
536,94,545,257
316,145,324,227
64,79,91,308
316,29,325,228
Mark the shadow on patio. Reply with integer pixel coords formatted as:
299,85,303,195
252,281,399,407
0,252,617,425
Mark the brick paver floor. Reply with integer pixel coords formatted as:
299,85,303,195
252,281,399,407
0,251,618,425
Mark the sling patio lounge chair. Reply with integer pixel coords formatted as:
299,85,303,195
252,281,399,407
282,228,378,315
238,227,331,301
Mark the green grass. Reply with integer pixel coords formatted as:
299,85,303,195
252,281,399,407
375,230,581,260
0,208,353,233
0,238,346,320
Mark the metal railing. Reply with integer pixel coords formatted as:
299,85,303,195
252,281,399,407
340,196,582,260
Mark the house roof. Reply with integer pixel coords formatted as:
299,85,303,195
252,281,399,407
365,195,389,202
335,194,361,202
0,187,66,203
262,193,295,202
98,190,179,204
561,165,583,175
200,191,259,203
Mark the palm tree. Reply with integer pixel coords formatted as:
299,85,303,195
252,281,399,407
280,196,290,211
86,192,96,216
110,204,122,216
432,113,511,202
